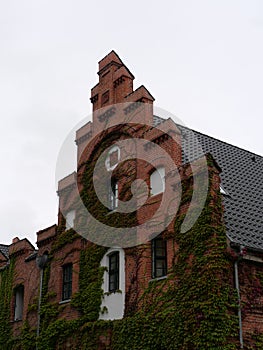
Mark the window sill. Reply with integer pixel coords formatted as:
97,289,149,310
106,208,118,215
149,275,167,283
11,319,23,323
104,289,122,296
147,193,163,204
59,299,71,305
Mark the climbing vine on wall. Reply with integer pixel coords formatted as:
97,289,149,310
8,137,242,349
0,258,14,350
111,169,239,350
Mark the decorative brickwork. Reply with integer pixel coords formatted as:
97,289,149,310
0,51,262,349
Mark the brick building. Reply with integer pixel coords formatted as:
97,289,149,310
0,51,263,349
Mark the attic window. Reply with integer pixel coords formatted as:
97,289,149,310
220,185,229,196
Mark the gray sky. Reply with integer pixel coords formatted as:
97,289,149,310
1,0,262,245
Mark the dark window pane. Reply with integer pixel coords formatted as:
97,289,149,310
109,252,119,292
152,238,167,279
62,264,72,300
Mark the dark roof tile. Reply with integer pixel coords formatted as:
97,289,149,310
178,124,263,250
0,244,9,259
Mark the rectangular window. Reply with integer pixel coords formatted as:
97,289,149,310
109,252,119,292
65,210,75,230
109,179,118,210
62,264,72,301
152,238,167,278
14,285,24,321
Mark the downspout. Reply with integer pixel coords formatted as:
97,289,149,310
234,257,243,349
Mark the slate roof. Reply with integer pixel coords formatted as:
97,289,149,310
178,125,263,250
153,116,263,249
0,244,9,259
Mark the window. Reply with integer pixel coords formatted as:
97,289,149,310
101,90,109,105
14,285,24,321
109,179,118,210
150,167,165,195
62,264,72,301
65,210,75,230
99,248,125,320
220,185,229,196
152,238,167,278
108,252,119,292
105,146,120,171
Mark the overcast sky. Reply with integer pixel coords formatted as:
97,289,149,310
1,0,262,245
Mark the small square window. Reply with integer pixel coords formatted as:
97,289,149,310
105,146,120,171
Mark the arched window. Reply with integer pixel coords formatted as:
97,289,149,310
150,167,165,196
65,210,75,230
14,285,24,321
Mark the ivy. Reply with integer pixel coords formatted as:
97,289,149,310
111,172,239,349
71,244,107,321
8,135,243,349
50,228,79,253
0,259,14,350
